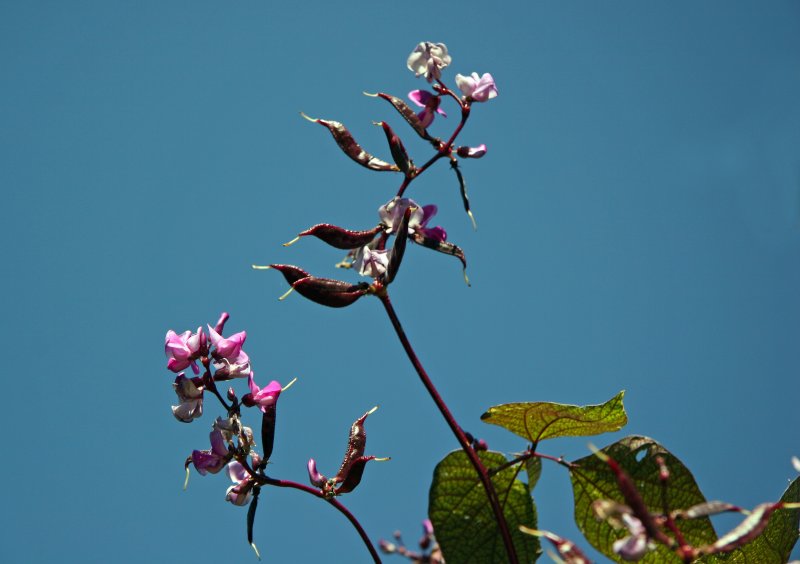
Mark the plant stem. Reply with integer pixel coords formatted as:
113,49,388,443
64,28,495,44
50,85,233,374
259,476,382,564
378,292,519,564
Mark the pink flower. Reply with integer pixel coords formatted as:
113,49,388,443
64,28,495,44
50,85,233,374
191,428,230,475
225,461,255,506
208,325,251,379
455,72,498,102
242,373,283,412
307,458,327,488
164,327,205,374
407,42,451,83
172,374,204,423
408,89,447,128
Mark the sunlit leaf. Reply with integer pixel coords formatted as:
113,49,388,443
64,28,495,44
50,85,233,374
481,391,627,443
570,436,716,563
701,476,800,563
429,450,540,563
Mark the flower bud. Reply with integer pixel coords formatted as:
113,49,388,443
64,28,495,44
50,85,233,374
456,144,487,159
307,458,328,488
227,387,237,402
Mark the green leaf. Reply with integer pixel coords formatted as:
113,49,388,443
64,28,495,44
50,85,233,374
480,391,628,443
569,436,716,563
701,476,800,564
526,456,542,492
429,450,541,563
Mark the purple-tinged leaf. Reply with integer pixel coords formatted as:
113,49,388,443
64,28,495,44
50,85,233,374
301,113,399,172
365,91,437,143
295,224,382,250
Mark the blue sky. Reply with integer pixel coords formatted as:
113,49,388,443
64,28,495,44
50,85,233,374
2,1,799,562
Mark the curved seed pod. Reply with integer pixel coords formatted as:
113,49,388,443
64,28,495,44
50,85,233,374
261,404,276,464
451,160,478,230
247,486,262,560
375,121,413,175
263,264,310,285
410,232,470,286
519,528,591,564
335,455,376,494
291,276,369,308
365,92,436,143
301,113,399,172
335,406,378,482
383,207,412,285
295,224,382,250
700,502,786,555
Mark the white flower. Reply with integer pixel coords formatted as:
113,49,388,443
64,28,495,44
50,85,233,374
407,42,452,83
455,72,498,102
355,246,390,278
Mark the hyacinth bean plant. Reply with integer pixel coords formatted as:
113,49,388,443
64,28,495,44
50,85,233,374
162,42,800,563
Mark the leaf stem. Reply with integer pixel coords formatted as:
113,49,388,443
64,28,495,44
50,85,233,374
378,292,518,564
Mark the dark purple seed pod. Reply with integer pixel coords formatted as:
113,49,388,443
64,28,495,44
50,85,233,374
301,113,399,172
294,224,382,250
262,264,310,285
261,403,277,464
450,159,478,230
246,486,261,559
410,231,470,286
700,502,785,556
335,455,376,494
376,121,413,175
335,406,378,482
291,276,369,308
383,208,412,285
365,92,436,143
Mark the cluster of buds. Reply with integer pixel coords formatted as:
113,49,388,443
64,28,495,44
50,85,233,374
255,41,497,305
380,519,443,563
307,406,389,498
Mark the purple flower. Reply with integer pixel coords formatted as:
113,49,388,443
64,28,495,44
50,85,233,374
242,373,283,412
418,204,447,242
191,428,230,475
165,327,205,374
379,197,425,235
407,42,451,83
355,246,390,278
455,72,498,102
379,198,447,242
172,374,204,423
225,461,255,506
408,90,447,128
208,325,251,379
456,144,487,159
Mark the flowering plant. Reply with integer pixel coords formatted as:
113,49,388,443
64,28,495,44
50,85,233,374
160,43,800,563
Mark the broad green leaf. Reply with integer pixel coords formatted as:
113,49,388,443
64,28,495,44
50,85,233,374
429,450,540,563
702,476,800,563
480,391,627,443
569,436,716,563
526,456,542,492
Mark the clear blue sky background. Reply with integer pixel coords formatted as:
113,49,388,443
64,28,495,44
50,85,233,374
2,1,799,562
